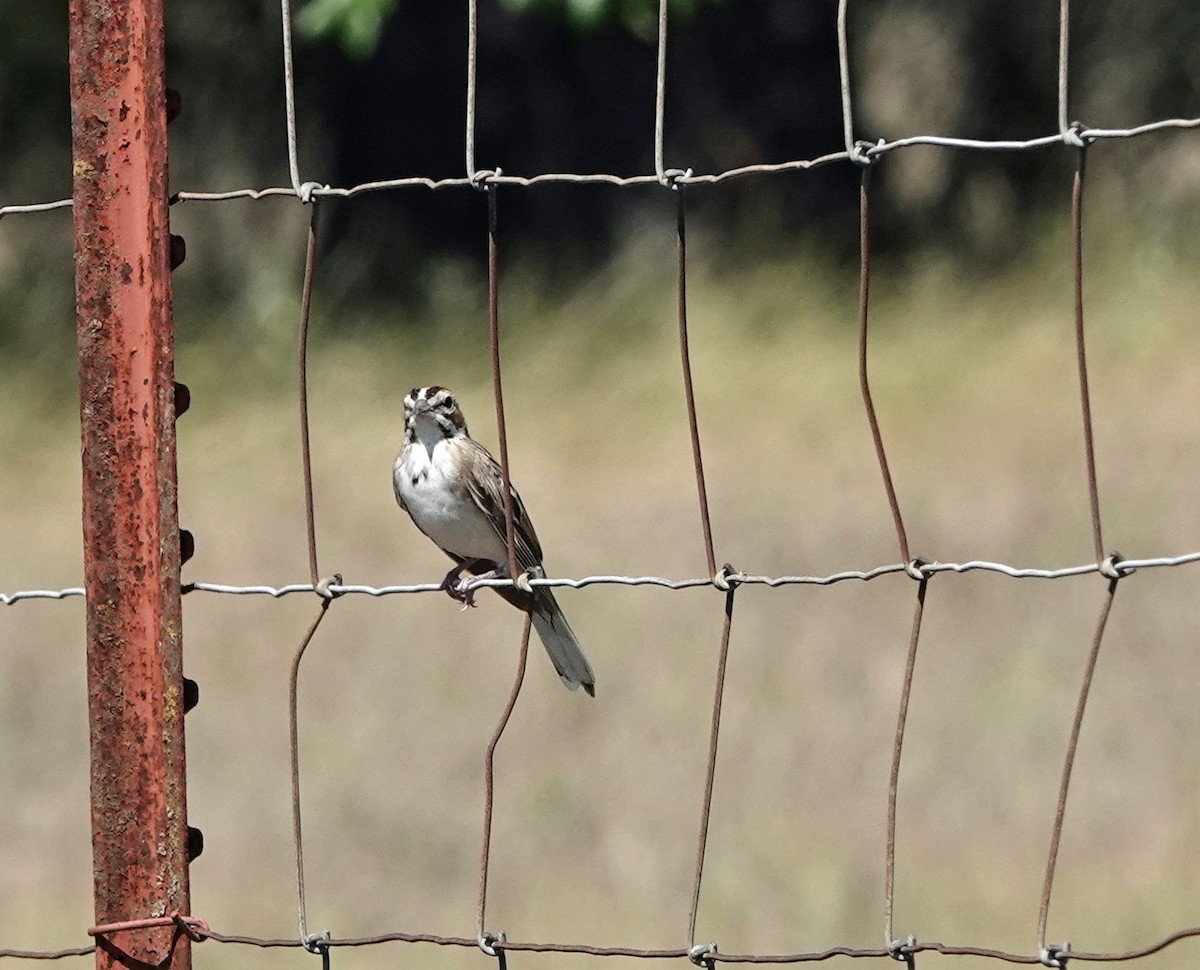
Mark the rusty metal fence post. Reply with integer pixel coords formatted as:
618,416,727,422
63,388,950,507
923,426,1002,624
68,0,192,965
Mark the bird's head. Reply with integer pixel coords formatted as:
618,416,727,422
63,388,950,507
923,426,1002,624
404,385,467,442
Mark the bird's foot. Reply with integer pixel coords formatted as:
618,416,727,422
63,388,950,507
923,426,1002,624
454,568,501,611
440,564,475,607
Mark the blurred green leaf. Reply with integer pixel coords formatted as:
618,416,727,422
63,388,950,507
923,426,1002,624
296,0,399,59
500,0,710,35
296,0,715,56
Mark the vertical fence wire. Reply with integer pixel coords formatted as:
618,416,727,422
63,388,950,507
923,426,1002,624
1035,60,1121,955
1057,0,1072,139
655,0,669,183
487,184,521,583
1056,0,1107,563
882,577,928,951
836,0,856,157
278,0,303,195
686,587,738,949
849,107,930,952
475,178,531,946
297,203,322,587
1036,578,1119,960
1069,148,1105,564
288,197,338,951
841,0,913,563
855,169,911,565
478,617,533,945
839,15,933,948
466,0,480,181
674,189,719,580
289,601,332,946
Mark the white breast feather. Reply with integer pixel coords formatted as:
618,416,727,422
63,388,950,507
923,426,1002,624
394,438,506,563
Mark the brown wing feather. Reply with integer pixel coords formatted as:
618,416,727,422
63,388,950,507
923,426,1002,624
463,441,545,573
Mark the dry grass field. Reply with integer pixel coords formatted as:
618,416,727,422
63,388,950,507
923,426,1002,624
2,213,1200,969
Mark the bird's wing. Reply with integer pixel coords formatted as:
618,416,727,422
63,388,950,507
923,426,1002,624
463,441,545,574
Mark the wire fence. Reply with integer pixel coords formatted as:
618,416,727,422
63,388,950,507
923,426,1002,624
3,0,1200,966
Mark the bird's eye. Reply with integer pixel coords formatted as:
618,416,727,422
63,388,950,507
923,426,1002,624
442,395,455,409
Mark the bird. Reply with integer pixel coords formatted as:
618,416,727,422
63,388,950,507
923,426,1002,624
393,385,596,696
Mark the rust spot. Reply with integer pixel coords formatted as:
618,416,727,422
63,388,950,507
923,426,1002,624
119,262,133,284
119,100,129,121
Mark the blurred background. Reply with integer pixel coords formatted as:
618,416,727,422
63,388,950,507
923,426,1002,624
3,0,1200,968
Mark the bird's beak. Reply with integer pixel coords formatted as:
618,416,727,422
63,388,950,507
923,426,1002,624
411,398,432,415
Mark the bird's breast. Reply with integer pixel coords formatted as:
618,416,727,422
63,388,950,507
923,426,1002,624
394,441,505,562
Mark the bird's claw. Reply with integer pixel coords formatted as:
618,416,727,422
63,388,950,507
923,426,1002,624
454,576,480,610
440,565,471,604
441,562,500,611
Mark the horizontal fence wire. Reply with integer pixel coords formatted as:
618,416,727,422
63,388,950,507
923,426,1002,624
4,0,1200,964
4,119,1200,216
11,925,1200,965
6,551,1200,606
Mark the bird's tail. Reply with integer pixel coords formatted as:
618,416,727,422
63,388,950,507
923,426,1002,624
529,589,595,696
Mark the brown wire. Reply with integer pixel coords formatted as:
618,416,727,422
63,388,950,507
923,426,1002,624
675,187,718,579
487,183,521,583
289,201,337,946
478,615,532,941
297,201,322,587
1069,146,1105,564
686,586,738,945
855,159,930,952
1034,139,1118,955
856,167,911,565
1036,577,1119,953
882,577,928,948
289,601,332,944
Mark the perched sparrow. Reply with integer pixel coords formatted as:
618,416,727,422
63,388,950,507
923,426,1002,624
393,385,596,696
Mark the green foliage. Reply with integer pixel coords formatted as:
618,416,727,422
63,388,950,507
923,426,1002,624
499,0,710,36
296,0,400,59
296,0,714,57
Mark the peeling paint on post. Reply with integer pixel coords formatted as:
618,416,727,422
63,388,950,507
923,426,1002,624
68,0,190,964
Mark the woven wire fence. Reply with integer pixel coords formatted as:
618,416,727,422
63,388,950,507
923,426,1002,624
4,0,1200,965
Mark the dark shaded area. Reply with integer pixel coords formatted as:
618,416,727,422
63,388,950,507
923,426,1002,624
0,0,1197,331
301,0,1200,275
317,1,853,271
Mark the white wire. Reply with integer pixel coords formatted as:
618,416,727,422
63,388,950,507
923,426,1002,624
4,551,1198,606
